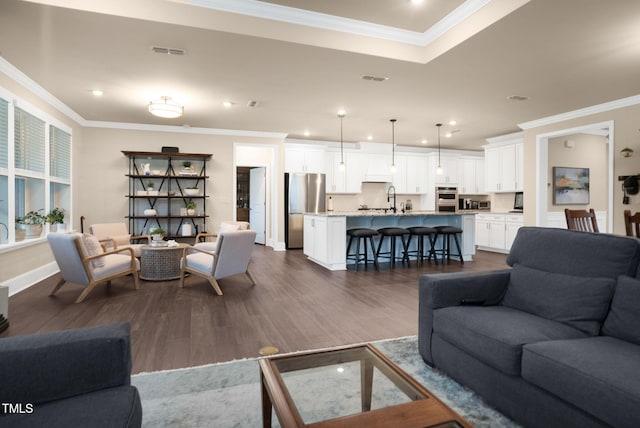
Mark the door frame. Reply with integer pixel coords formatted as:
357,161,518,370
535,120,614,232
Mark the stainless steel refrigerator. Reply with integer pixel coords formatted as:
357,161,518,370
285,173,326,249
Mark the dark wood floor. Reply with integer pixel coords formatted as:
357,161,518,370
2,247,508,374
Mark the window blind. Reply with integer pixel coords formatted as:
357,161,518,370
14,107,45,173
0,98,7,169
50,125,71,179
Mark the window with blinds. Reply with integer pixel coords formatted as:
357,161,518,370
14,107,45,173
0,98,7,169
50,125,71,180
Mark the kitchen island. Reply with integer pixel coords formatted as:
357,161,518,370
303,211,476,270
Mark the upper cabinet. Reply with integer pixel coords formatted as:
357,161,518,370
325,150,363,194
285,145,326,173
483,133,523,193
459,156,486,195
427,153,459,185
392,153,427,194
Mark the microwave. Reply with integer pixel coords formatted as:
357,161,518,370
471,200,491,210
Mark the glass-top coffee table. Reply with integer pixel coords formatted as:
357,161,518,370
259,343,470,428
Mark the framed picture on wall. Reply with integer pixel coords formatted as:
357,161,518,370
553,167,590,205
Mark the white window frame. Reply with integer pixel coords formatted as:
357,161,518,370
0,85,73,252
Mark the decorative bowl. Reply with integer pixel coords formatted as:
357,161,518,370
184,188,199,196
144,209,157,216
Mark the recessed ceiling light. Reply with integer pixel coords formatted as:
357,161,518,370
449,120,457,126
411,0,424,5
223,101,234,108
507,95,529,101
367,135,373,140
92,90,103,97
445,132,452,138
303,131,310,137
421,139,427,144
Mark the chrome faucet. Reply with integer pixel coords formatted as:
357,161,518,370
387,185,397,213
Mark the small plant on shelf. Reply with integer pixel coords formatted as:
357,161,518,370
147,181,155,189
185,200,197,215
181,161,192,169
16,209,46,225
15,209,46,241
46,207,65,225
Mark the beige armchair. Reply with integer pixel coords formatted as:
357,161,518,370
47,233,140,303
181,229,257,295
89,223,150,257
194,221,250,252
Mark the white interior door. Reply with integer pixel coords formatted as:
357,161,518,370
250,167,266,244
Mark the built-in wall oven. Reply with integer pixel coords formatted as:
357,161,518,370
436,186,459,213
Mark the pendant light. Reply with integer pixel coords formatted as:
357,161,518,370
338,111,346,171
436,123,444,175
390,119,397,174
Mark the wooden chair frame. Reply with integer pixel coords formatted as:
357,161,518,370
49,238,140,303
564,208,599,232
624,210,640,237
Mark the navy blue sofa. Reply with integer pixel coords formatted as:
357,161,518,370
0,323,142,428
419,227,640,428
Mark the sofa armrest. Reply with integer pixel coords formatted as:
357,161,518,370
0,323,133,405
418,269,511,365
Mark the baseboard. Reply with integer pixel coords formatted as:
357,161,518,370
4,262,59,296
270,240,286,251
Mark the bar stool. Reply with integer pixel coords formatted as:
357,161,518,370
376,227,410,267
433,225,464,264
346,228,379,271
406,226,438,265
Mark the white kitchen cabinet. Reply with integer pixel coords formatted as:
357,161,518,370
393,154,427,194
285,145,326,173
428,153,459,185
459,157,485,195
303,215,346,270
483,137,523,193
475,213,523,253
325,151,362,194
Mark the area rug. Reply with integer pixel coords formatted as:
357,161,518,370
132,336,520,427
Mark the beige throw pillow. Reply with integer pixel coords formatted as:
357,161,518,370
81,233,106,269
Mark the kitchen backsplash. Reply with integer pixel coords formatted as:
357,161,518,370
327,182,424,212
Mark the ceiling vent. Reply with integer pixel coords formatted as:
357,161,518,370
247,100,259,108
507,95,528,101
361,75,389,82
151,46,187,56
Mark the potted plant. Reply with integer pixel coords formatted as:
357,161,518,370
180,160,195,176
149,227,166,241
46,207,65,232
185,200,197,216
184,185,199,196
146,181,158,196
16,209,46,240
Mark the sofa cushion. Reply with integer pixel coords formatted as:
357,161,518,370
507,227,640,278
433,305,588,375
602,275,640,345
522,336,640,428
2,385,142,428
80,233,105,269
502,263,615,335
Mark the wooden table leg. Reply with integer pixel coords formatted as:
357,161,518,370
361,358,374,412
261,371,273,428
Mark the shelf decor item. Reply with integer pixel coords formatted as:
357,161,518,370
46,208,66,232
184,186,199,196
185,200,196,216
149,227,166,241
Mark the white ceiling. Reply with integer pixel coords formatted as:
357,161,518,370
1,0,640,150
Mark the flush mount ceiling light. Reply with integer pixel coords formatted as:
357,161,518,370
148,96,183,118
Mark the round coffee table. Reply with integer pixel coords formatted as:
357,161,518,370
139,243,190,281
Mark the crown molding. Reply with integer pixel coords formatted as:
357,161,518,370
84,120,287,139
519,95,640,130
181,0,491,46
0,56,86,125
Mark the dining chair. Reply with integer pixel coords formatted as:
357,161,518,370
624,210,640,237
564,208,599,232
180,229,256,295
47,233,140,303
